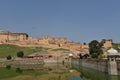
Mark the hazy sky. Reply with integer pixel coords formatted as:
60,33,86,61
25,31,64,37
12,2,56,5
0,0,120,43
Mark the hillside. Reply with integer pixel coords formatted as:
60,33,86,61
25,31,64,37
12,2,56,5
0,44,50,58
112,43,120,52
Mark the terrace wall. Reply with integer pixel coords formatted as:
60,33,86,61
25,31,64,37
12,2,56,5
71,58,120,75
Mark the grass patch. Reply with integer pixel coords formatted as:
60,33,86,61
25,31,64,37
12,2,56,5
0,68,19,79
0,44,50,58
0,67,48,80
51,48,70,51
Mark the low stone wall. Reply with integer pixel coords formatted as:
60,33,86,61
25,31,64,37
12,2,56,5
71,58,108,73
13,59,45,65
44,59,63,64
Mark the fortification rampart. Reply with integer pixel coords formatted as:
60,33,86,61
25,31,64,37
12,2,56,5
72,58,120,75
0,30,112,55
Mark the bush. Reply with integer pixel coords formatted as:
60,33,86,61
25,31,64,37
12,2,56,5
6,65,11,70
91,53,98,58
6,55,12,60
17,51,24,58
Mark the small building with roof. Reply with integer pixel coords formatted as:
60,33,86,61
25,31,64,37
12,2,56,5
107,48,120,60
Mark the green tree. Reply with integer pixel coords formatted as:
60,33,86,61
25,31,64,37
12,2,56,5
6,55,12,60
6,65,11,70
89,40,103,58
17,51,24,58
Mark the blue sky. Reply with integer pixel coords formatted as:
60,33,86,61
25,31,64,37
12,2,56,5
0,0,120,43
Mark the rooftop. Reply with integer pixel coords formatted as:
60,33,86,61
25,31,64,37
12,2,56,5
107,48,118,55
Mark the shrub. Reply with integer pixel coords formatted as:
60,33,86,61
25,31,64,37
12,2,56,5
17,51,24,58
6,55,12,60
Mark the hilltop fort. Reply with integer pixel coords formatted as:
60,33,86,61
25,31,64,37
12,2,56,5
0,30,112,55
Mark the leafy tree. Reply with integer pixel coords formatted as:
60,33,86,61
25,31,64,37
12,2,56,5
17,51,24,58
6,65,11,70
91,53,98,58
6,55,12,60
89,40,103,58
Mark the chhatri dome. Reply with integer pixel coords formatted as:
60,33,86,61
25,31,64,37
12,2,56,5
107,48,118,55
69,53,73,57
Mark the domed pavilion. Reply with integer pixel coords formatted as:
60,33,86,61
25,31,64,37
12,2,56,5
107,48,119,75
107,48,120,61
